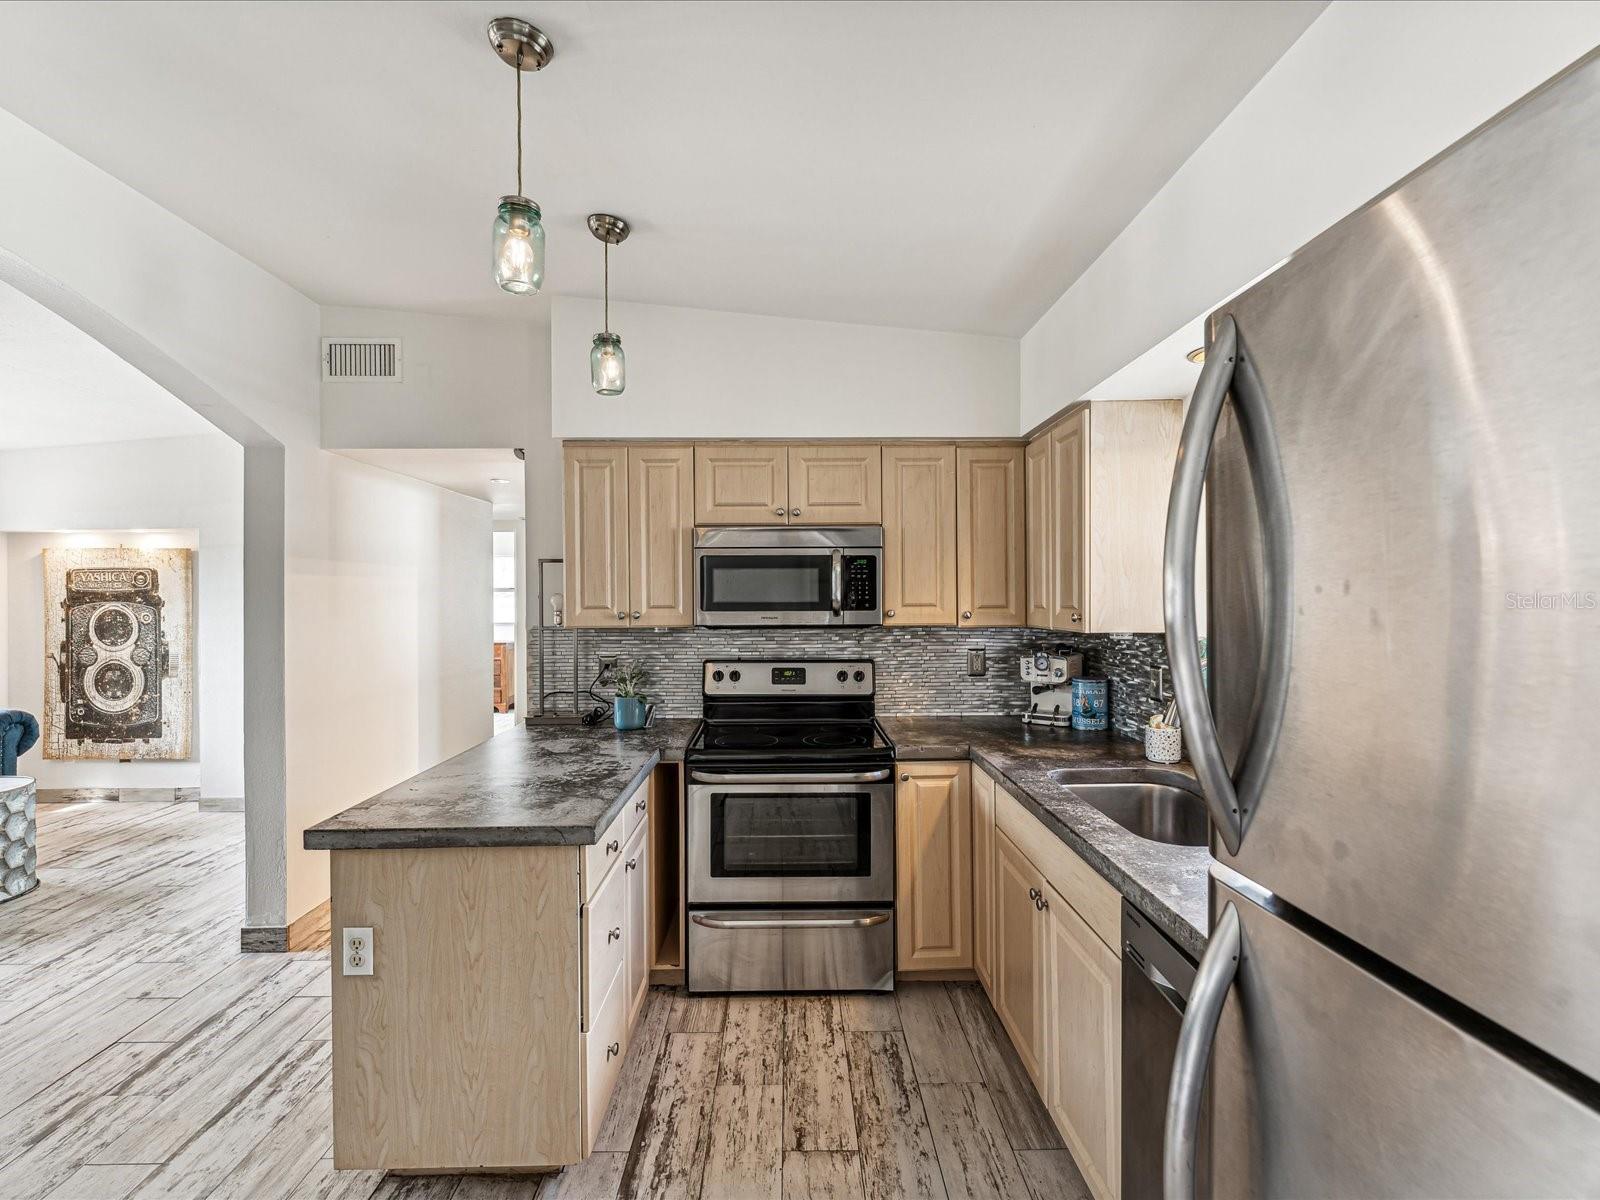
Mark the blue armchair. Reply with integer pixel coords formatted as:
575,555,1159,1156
1,710,40,776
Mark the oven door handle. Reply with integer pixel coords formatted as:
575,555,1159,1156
688,768,893,784
691,912,891,931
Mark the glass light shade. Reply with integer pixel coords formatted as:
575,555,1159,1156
591,332,626,396
492,197,544,294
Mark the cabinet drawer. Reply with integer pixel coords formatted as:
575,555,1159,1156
582,781,647,900
581,966,629,1154
582,850,628,1028
994,782,1120,954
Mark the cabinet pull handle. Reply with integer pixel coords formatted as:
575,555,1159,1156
626,858,638,871
606,1041,621,1060
606,839,620,854
608,926,622,943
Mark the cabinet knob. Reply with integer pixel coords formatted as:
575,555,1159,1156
636,797,646,812
774,507,785,516
626,858,638,871
631,611,641,620
900,773,910,782
608,926,622,943
1028,887,1040,902
606,1041,621,1059
885,609,896,618
962,611,972,620
606,839,620,854
616,610,626,620
790,508,801,517
1070,612,1082,623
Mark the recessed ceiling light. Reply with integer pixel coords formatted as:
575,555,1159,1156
1186,346,1206,364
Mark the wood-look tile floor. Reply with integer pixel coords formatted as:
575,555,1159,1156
0,802,1093,1200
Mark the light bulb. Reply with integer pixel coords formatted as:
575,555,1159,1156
591,332,626,396
492,197,544,294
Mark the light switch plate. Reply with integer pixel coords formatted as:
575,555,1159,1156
341,926,373,976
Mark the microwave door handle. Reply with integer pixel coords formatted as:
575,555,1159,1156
831,549,843,615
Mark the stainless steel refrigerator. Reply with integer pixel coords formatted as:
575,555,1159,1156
1161,49,1600,1198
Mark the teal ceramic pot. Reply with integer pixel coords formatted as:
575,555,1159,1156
614,697,648,731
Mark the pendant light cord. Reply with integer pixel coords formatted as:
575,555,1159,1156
603,241,610,334
514,48,524,197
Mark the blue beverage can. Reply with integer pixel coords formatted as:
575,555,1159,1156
1069,677,1108,731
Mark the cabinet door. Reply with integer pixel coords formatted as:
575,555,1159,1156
564,445,630,629
993,828,1047,1086
956,444,1026,627
895,761,972,972
882,444,957,625
1085,398,1183,633
788,443,882,523
627,445,694,627
623,817,650,1028
1024,434,1053,628
1049,408,1089,630
694,444,788,524
971,767,996,994
1045,879,1121,1200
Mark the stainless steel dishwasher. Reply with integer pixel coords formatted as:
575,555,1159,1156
1122,899,1208,1199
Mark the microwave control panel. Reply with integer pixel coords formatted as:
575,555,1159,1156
843,555,877,611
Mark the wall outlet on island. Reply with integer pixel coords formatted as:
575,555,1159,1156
342,926,374,976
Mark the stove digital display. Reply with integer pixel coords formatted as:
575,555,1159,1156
771,667,807,686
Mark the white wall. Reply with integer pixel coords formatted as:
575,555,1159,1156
0,434,244,799
1020,0,1600,428
551,297,1019,439
0,106,492,928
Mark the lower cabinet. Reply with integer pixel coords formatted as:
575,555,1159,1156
329,782,651,1171
979,770,1123,1200
895,761,972,972
971,765,996,991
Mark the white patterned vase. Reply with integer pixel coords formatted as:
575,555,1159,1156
1,777,38,901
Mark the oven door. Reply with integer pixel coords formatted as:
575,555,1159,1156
686,770,894,904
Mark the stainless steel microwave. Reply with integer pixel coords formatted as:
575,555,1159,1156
693,526,883,626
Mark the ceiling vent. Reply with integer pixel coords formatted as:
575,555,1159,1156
322,338,402,382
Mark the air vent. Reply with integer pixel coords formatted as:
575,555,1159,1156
321,338,402,382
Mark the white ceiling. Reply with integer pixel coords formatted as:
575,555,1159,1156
0,1,1323,337
336,448,526,518
0,280,216,450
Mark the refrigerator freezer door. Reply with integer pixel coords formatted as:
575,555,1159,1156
1201,878,1600,1198
1205,54,1600,1079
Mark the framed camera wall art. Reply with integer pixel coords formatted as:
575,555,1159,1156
41,546,194,761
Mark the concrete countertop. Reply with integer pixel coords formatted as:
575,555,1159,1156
304,713,1209,958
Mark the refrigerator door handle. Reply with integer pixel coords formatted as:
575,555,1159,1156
1163,313,1293,855
1164,900,1242,1200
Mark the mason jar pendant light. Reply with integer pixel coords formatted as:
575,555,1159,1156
487,18,553,295
588,213,630,396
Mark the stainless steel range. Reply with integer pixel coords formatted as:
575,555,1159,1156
684,658,895,993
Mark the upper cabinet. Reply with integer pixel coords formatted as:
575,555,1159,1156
565,444,694,629
956,445,1026,627
1027,400,1182,634
694,444,788,524
882,444,957,626
788,443,882,524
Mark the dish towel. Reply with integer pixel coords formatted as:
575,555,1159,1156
0,710,40,776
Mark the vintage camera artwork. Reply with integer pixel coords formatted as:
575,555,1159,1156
43,546,192,762
58,566,171,742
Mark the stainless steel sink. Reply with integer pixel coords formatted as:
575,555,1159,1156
1046,776,1210,846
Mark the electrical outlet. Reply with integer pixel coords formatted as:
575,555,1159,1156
342,926,373,976
967,648,987,676
597,654,619,674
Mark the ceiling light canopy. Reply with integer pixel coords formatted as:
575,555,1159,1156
1186,346,1206,364
589,213,630,397
487,18,553,296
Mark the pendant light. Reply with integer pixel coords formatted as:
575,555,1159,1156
487,18,553,295
588,213,630,396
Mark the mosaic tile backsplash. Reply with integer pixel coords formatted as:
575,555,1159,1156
529,626,1170,740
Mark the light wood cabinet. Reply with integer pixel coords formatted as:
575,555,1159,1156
564,444,629,629
623,816,651,1027
957,444,1026,627
895,761,972,973
789,443,882,523
993,827,1047,1082
627,444,694,627
1045,878,1122,1200
1027,399,1182,633
565,444,693,629
694,443,788,524
971,766,996,992
882,444,957,625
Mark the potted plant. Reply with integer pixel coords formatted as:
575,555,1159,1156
612,663,650,731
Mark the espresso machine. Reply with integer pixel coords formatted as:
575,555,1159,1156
1021,645,1084,728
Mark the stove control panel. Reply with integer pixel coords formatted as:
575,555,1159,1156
703,659,874,697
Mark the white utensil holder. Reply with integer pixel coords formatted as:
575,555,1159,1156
1144,724,1182,764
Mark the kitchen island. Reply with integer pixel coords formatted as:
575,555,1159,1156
305,717,1208,1176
